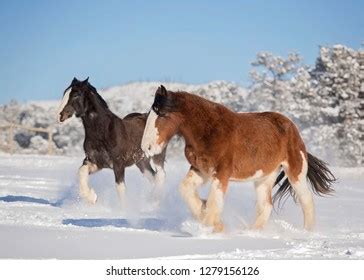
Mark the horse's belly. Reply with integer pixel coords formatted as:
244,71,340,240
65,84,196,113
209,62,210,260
230,169,265,182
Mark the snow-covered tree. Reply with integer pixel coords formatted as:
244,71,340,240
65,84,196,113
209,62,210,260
249,46,363,166
248,52,302,116
310,45,363,165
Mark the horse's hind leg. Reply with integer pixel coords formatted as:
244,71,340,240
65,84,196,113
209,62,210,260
252,171,278,230
79,160,99,204
179,167,207,222
284,151,315,230
113,164,126,208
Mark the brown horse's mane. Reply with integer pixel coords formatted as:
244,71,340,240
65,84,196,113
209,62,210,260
166,90,235,123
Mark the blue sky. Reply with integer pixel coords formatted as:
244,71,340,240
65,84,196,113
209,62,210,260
0,0,363,104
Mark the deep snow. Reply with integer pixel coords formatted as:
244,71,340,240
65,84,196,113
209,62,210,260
0,154,363,259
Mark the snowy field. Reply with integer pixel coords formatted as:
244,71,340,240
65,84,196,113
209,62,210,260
0,154,363,259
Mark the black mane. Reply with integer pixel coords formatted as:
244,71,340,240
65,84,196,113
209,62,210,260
86,83,109,110
152,86,179,115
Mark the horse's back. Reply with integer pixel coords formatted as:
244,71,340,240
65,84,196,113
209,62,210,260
227,111,305,177
236,111,293,136
123,112,148,120
121,112,148,143
122,112,148,129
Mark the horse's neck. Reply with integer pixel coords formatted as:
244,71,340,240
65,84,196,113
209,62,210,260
81,109,116,138
179,102,233,151
179,113,210,150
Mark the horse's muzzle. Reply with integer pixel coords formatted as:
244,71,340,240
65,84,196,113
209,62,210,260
58,111,71,123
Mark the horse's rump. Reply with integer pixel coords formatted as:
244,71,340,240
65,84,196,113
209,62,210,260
224,112,294,178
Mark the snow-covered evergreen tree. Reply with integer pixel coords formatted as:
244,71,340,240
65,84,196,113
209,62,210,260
248,46,363,166
310,45,363,165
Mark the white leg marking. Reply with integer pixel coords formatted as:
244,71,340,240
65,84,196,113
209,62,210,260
289,151,315,230
179,169,206,221
57,87,72,123
79,163,98,204
252,171,278,229
141,110,164,157
116,182,126,208
203,178,225,230
151,162,166,207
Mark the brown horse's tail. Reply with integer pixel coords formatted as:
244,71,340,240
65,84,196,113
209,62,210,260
273,153,336,207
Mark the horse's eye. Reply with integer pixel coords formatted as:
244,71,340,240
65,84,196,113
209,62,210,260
152,106,159,113
159,112,168,118
72,92,81,98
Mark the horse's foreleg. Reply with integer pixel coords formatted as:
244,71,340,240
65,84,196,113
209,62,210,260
79,161,99,204
203,178,227,232
114,165,126,208
179,167,207,222
151,151,166,188
252,171,277,230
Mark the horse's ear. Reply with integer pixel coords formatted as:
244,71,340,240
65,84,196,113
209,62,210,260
82,77,89,84
72,77,78,84
160,85,167,96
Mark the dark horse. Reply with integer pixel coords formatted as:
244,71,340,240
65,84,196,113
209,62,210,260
57,78,166,206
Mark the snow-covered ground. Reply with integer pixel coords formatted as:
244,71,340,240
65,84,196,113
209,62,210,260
0,154,363,259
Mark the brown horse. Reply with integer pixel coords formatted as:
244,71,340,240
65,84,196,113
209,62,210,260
141,85,335,232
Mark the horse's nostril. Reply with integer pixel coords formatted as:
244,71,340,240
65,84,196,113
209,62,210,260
148,145,152,151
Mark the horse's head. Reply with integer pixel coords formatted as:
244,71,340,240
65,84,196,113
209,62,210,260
58,77,97,123
141,85,183,157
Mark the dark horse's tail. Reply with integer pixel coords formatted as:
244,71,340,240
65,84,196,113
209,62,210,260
273,153,336,207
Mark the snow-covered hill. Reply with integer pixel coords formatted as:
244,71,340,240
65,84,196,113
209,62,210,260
0,154,363,259
102,80,247,113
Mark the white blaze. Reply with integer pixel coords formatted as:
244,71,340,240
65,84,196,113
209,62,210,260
141,109,164,157
57,87,72,123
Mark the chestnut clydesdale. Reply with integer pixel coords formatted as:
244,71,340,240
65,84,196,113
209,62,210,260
141,85,335,232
